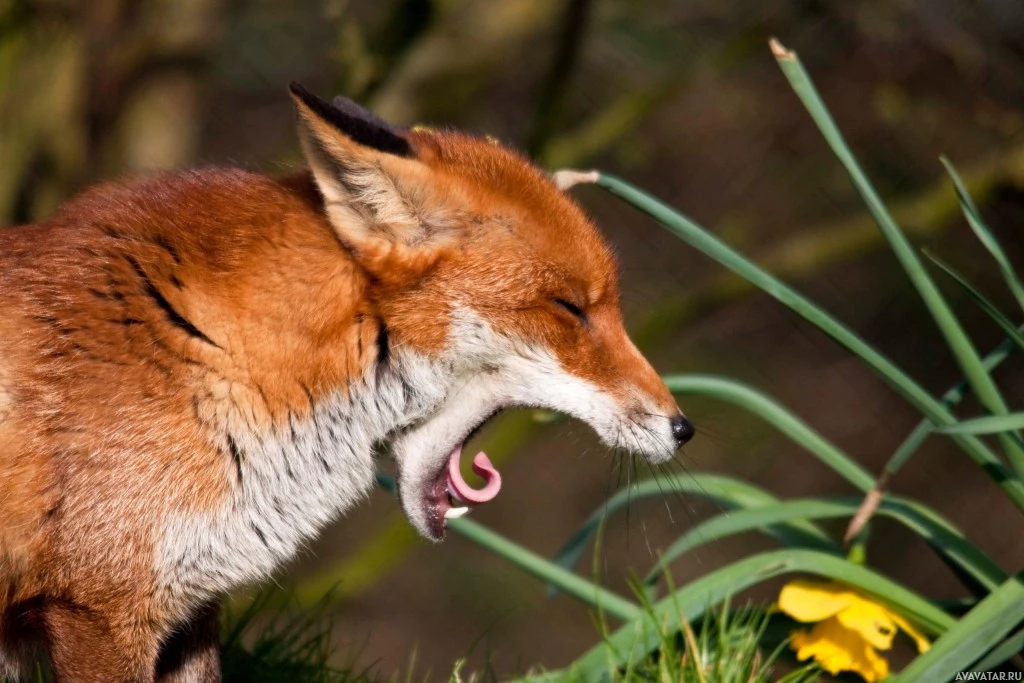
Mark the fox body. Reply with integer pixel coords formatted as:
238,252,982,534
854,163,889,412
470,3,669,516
0,85,691,681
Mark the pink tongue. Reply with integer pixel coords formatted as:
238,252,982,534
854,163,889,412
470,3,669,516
447,446,502,504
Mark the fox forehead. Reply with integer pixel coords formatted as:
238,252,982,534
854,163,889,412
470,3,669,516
412,129,619,302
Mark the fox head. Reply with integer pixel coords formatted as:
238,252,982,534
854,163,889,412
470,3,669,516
290,84,693,540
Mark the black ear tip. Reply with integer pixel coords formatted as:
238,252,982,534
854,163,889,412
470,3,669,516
288,82,335,125
331,95,357,110
289,81,316,103
289,83,412,158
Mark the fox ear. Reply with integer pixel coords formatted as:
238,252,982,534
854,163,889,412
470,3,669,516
289,83,454,275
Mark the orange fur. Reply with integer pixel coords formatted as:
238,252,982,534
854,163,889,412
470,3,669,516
0,88,687,681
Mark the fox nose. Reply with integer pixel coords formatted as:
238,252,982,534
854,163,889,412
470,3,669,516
670,414,695,447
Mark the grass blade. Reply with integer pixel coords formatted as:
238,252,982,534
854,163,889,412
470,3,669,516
565,549,954,680
893,573,1024,681
941,155,1024,315
845,332,1020,542
375,474,642,622
644,496,1006,593
926,251,1024,351
971,626,1024,674
548,473,839,590
449,515,642,623
586,171,1024,510
664,374,873,491
937,414,1024,435
771,38,1024,479
883,333,1019,476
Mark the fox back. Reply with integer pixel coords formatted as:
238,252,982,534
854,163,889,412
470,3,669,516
0,85,691,682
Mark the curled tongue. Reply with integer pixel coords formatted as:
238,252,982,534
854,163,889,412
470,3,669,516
447,446,502,504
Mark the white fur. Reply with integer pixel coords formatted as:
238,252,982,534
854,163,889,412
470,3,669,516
155,351,447,619
392,309,677,537
156,307,676,616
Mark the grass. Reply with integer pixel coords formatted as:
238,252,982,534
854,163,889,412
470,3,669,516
519,598,820,683
220,589,377,683
224,591,820,683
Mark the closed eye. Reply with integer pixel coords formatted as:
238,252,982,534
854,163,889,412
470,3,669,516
552,297,588,324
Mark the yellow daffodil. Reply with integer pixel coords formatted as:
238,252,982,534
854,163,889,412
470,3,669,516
778,579,931,682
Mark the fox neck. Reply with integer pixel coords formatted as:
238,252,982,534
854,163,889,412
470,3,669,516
141,171,464,613
160,340,451,615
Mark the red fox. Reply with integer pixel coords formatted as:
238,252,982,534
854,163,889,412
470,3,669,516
0,83,693,682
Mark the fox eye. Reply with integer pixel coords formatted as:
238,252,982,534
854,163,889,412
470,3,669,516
552,297,588,325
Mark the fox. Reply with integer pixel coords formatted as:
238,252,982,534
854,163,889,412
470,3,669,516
0,83,693,682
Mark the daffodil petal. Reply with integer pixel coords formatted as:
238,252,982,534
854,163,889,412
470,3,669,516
778,579,856,622
792,618,890,682
889,611,932,653
791,623,853,675
836,600,898,650
859,636,891,682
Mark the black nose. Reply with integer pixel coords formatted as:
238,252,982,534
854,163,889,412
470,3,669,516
670,414,695,447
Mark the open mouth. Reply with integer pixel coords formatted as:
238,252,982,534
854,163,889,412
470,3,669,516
420,414,504,539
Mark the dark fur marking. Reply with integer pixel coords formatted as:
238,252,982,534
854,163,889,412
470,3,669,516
250,522,269,548
307,399,321,431
87,287,123,301
256,384,270,413
153,234,182,265
375,322,390,377
99,224,126,240
143,355,175,380
125,255,222,349
356,313,365,360
317,449,332,474
226,434,243,488
299,382,315,410
31,314,59,327
42,505,60,527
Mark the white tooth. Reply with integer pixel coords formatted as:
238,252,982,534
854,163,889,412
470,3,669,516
444,506,471,520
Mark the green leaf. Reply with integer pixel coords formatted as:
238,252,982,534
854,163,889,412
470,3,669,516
926,251,1024,352
644,496,1006,593
591,170,1024,510
883,333,1018,477
971,626,1024,674
936,414,1024,435
893,573,1024,682
771,38,1024,480
941,156,1024,316
376,473,642,623
565,549,954,681
547,473,838,597
663,374,874,491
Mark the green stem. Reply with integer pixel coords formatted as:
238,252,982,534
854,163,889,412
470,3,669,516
884,336,1017,477
375,474,641,623
448,516,642,623
772,40,1024,478
663,374,874,491
594,173,1024,512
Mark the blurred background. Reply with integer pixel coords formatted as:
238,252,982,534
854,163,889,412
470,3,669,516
4,0,1024,678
